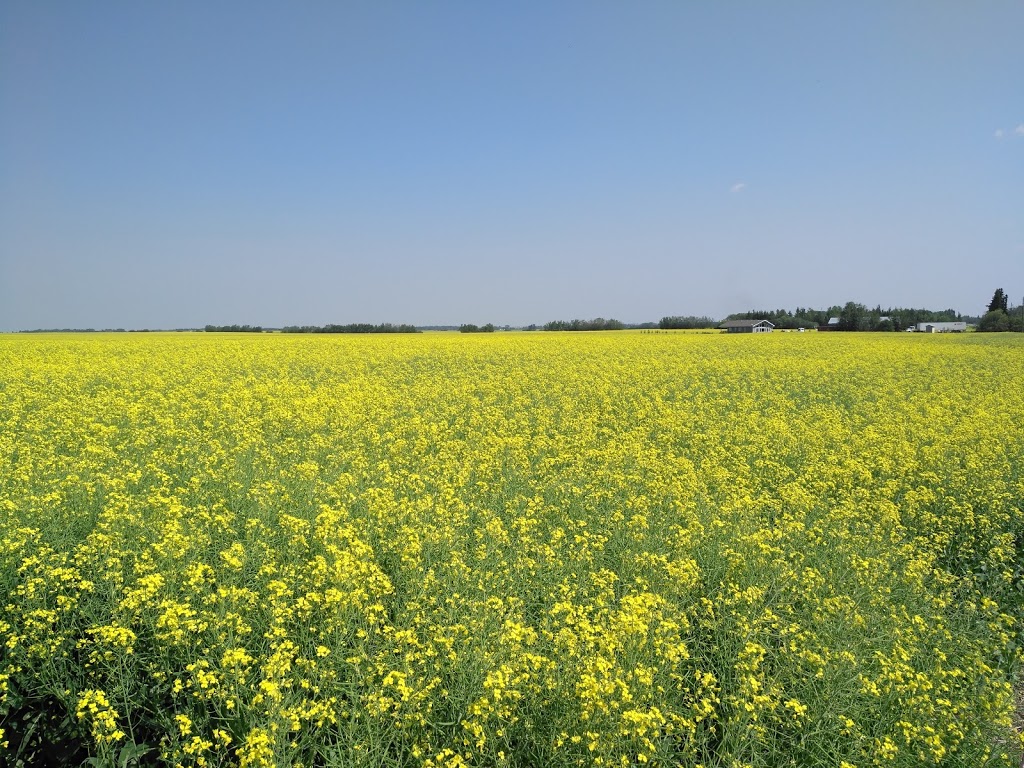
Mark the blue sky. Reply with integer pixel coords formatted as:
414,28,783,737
1,2,1022,329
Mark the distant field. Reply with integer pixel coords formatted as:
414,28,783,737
2,332,1023,767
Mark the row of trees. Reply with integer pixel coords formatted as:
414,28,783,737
20,328,192,333
543,318,625,332
658,316,719,330
22,328,115,333
281,324,420,334
204,325,264,333
459,324,496,333
723,304,972,332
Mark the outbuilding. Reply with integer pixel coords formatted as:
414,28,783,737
916,321,967,333
718,319,775,334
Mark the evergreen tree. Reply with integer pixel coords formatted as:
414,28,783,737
988,288,1008,313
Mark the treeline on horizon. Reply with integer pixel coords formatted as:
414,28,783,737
540,301,994,333
281,323,420,334
20,328,180,334
657,316,720,329
204,325,264,333
717,303,980,332
543,318,626,331
204,323,422,334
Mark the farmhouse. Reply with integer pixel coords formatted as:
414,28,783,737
719,319,775,333
916,321,967,333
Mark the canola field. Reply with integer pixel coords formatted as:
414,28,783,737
2,331,1023,768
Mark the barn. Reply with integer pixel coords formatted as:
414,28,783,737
718,319,775,334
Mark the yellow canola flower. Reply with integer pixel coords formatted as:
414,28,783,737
1,331,1022,768
75,689,125,746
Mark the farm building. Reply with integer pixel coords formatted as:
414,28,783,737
719,319,775,333
916,321,967,333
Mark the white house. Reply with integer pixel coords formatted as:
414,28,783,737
718,319,775,334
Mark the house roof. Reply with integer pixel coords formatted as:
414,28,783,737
718,319,775,328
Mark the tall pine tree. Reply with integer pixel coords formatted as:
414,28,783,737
988,288,1008,313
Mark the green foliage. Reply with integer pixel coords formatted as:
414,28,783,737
21,328,101,333
727,304,969,332
881,308,958,330
281,324,420,334
979,310,1011,333
980,290,1024,332
838,302,870,331
543,318,624,331
988,288,1009,314
203,325,263,333
458,324,495,333
724,309,822,329
658,316,719,330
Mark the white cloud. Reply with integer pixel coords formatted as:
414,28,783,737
1016,124,1024,136
730,182,747,193
995,129,1004,138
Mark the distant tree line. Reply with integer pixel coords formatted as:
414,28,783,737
20,328,157,333
659,316,719,330
459,324,496,333
979,288,1024,332
21,328,102,333
281,323,420,334
724,309,820,329
543,318,624,331
204,325,264,333
723,304,974,332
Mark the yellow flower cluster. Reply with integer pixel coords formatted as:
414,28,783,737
1,331,1023,767
76,689,126,745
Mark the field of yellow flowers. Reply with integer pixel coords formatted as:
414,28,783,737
2,331,1023,767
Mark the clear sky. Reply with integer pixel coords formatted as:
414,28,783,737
2,2,1022,329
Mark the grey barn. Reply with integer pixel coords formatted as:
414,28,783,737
718,319,775,334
